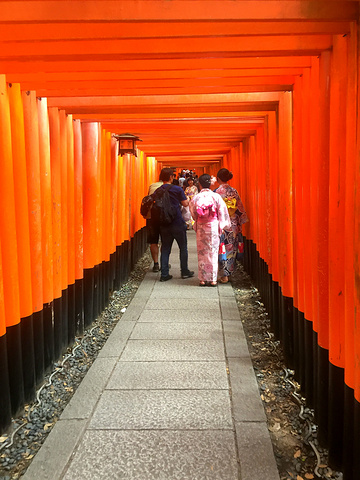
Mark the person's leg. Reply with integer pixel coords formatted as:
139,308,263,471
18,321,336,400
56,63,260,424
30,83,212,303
159,226,173,278
172,223,192,276
147,220,161,271
150,243,159,263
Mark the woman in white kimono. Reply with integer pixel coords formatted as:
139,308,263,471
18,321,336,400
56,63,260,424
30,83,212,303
189,174,231,286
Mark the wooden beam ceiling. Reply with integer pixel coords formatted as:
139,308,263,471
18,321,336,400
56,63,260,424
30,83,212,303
0,0,356,168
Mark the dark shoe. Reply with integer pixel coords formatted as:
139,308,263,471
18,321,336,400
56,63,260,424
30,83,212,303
160,275,173,282
181,271,194,279
152,263,160,272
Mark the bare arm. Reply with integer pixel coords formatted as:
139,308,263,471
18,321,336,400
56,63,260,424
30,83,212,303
181,199,189,207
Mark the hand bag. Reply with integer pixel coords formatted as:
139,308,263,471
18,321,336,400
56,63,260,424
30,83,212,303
219,242,227,262
181,205,191,222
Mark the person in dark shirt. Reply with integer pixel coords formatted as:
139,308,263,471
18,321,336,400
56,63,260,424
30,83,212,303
154,168,194,282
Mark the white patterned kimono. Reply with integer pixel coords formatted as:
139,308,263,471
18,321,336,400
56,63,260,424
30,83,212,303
189,189,231,282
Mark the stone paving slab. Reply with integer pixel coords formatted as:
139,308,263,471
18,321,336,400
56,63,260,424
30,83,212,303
63,430,239,480
235,421,281,480
138,308,221,323
119,297,148,321
89,390,233,430
97,320,135,358
120,339,225,361
22,419,87,480
145,297,220,310
130,322,223,340
223,320,251,358
61,357,116,420
218,283,236,296
150,284,219,298
220,296,242,320
228,357,267,422
107,361,229,390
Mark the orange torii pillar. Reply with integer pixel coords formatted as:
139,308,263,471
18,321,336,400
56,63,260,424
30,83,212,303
343,23,357,480
0,75,24,416
38,96,55,371
82,122,100,326
0,235,11,430
327,35,348,469
73,119,84,336
110,134,118,292
22,90,43,399
66,114,76,345
48,106,64,358
8,84,36,407
314,50,331,446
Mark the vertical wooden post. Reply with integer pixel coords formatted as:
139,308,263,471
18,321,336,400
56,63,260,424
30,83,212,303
0,75,23,414
37,96,54,371
48,106,63,358
73,119,84,335
82,122,99,326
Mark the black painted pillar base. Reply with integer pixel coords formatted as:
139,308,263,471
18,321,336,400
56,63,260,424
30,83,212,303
53,296,62,360
75,278,84,336
270,280,280,339
342,385,354,480
114,245,121,291
105,260,111,307
6,323,24,416
61,289,69,353
20,314,36,403
0,335,12,432
352,395,360,480
328,363,344,470
32,310,44,388
93,264,100,319
43,301,54,373
84,268,94,328
110,251,116,292
123,240,131,282
297,310,306,391
316,345,329,446
99,261,105,313
304,318,314,407
280,295,294,368
68,283,76,345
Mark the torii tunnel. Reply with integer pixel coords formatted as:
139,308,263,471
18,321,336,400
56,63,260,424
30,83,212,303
1,1,360,478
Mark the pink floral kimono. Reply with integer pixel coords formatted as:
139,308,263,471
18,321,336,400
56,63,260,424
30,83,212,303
189,189,231,282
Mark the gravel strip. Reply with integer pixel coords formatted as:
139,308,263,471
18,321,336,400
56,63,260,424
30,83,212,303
0,250,151,480
231,262,343,480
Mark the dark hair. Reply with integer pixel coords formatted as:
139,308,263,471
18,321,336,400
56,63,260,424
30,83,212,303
160,167,174,182
199,174,211,189
187,176,194,182
217,168,233,183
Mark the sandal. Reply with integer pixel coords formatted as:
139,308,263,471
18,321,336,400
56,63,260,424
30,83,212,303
209,282,217,287
199,281,207,287
219,277,229,284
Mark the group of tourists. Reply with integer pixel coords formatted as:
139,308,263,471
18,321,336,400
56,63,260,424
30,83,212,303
143,167,248,287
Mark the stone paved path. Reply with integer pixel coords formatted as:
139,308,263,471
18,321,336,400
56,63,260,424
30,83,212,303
23,230,280,480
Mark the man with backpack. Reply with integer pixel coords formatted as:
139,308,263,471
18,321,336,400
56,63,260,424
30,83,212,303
143,176,163,272
153,167,194,282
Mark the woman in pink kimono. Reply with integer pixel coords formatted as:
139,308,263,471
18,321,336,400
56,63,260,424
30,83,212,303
189,174,231,286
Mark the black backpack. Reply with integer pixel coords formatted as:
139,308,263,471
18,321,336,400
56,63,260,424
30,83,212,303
140,195,154,218
151,185,177,225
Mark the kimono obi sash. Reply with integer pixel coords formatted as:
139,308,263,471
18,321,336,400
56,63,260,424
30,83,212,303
223,197,237,217
196,202,218,223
